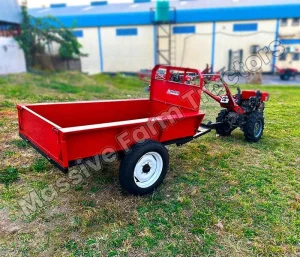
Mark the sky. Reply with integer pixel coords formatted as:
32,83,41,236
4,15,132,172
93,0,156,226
20,0,134,8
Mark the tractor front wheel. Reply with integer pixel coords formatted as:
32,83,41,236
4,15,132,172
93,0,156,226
244,112,264,142
119,140,169,195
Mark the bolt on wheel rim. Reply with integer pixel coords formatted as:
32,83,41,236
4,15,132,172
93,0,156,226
134,152,163,188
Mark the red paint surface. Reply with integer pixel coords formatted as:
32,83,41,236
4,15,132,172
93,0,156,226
18,65,206,168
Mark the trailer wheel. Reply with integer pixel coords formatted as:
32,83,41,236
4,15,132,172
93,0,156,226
119,140,169,195
244,112,264,142
216,110,234,136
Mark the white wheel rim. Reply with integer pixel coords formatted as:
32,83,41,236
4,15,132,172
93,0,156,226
133,152,163,188
254,120,262,137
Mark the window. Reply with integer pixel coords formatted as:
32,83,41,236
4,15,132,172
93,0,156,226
0,22,20,37
91,1,107,6
134,0,150,3
233,23,258,32
292,18,300,26
279,52,287,61
173,26,196,34
116,28,138,36
281,39,300,44
293,53,300,61
72,30,83,38
281,18,288,27
250,45,260,54
50,3,66,8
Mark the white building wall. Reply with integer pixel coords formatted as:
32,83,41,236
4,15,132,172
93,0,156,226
214,20,277,73
40,19,300,75
101,25,154,72
77,28,101,74
44,28,101,74
173,23,212,70
279,18,300,36
0,37,26,75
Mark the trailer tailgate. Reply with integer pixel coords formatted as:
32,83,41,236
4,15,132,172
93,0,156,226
17,105,68,170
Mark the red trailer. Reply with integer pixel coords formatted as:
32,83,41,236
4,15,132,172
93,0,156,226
17,65,269,195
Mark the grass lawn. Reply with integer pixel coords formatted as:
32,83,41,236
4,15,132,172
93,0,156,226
0,72,299,256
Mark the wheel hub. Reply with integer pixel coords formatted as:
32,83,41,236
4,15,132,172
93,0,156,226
142,163,151,174
254,120,262,137
134,152,163,188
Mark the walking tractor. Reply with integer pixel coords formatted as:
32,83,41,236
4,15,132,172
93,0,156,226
17,65,269,195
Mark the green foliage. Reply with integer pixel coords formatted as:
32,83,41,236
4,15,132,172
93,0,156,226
0,167,19,187
59,40,82,61
14,6,84,69
10,139,29,149
32,158,50,173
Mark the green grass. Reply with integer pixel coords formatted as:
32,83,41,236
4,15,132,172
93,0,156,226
0,167,19,187
10,139,29,149
0,71,299,256
31,158,51,173
0,100,15,108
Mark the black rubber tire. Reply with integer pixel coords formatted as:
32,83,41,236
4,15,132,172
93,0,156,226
284,74,290,81
216,110,233,136
244,112,265,142
119,140,169,195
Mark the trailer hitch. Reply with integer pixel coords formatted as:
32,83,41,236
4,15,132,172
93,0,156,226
206,121,230,131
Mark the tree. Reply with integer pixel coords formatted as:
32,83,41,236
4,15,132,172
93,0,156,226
15,6,85,70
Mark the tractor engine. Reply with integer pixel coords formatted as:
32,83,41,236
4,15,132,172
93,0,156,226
241,96,263,113
239,90,267,113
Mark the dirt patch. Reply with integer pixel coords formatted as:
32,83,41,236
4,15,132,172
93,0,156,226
0,209,22,235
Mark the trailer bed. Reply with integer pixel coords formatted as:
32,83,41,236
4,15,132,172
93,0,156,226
18,99,206,171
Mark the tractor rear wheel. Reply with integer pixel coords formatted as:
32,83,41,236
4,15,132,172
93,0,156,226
244,112,264,142
216,110,234,136
282,74,290,81
119,140,169,195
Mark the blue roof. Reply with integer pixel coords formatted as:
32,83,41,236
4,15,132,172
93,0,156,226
29,0,300,28
0,0,22,24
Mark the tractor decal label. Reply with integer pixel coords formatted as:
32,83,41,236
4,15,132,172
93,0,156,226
167,89,180,96
220,95,229,104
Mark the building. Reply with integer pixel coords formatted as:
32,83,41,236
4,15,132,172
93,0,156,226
0,0,26,75
19,0,133,8
29,0,300,75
